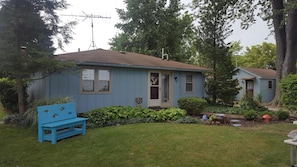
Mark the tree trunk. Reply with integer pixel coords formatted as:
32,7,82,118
270,0,286,106
282,0,297,76
16,76,25,114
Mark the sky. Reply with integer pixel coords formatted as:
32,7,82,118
55,0,275,54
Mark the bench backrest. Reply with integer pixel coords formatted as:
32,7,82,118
37,102,78,125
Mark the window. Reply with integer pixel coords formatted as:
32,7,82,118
185,74,193,92
268,80,272,89
81,68,111,93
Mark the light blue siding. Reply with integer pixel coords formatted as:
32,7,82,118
233,69,275,102
30,67,205,113
259,79,275,102
172,72,205,106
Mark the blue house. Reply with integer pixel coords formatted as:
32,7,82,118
233,67,276,103
28,49,208,113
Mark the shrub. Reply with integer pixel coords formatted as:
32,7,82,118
178,97,207,115
84,106,156,128
4,97,72,128
152,108,186,122
226,107,246,115
239,94,267,111
276,110,290,120
3,113,32,128
258,110,275,118
280,74,297,111
243,110,258,121
84,106,187,128
0,78,19,113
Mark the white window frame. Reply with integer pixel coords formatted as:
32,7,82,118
185,74,194,93
80,67,112,94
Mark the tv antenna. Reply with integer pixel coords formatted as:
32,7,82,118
61,11,111,50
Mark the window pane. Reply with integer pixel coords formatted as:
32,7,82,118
186,83,193,92
150,73,159,85
99,70,110,80
82,69,94,80
186,75,192,82
98,70,110,92
82,69,94,92
82,80,94,92
186,74,193,92
268,81,272,89
162,74,169,102
150,87,159,99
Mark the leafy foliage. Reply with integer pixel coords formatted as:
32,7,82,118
0,78,19,113
0,0,76,114
110,0,194,62
239,94,267,112
280,74,297,111
177,97,207,115
243,110,258,121
83,106,187,128
3,97,72,128
238,42,276,69
192,0,240,104
276,110,290,120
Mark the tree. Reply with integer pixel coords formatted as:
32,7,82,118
232,0,297,106
234,42,276,69
192,0,240,104
0,0,76,114
109,0,195,62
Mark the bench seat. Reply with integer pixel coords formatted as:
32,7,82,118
41,117,87,128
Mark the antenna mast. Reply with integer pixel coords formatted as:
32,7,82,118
61,12,111,50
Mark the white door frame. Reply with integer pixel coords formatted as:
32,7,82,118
147,71,172,107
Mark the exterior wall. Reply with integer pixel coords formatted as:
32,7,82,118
27,72,47,102
29,67,205,113
259,79,276,102
172,72,205,106
233,70,275,103
234,70,261,101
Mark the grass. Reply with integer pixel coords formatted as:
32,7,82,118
0,122,295,167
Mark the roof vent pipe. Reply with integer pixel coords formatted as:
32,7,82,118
161,48,168,60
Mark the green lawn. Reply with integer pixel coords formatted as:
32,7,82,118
0,122,295,167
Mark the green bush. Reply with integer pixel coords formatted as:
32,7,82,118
3,114,31,128
178,97,207,115
4,97,72,128
0,78,19,113
280,74,297,111
276,110,290,120
152,108,186,122
239,94,267,112
226,107,247,115
243,110,258,121
84,106,187,128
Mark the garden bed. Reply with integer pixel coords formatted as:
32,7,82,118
200,112,294,127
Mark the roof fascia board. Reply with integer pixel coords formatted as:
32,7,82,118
78,62,206,72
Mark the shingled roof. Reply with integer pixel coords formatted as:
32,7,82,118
55,49,208,72
239,67,276,79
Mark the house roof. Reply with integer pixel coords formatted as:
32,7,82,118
238,67,276,79
55,49,208,72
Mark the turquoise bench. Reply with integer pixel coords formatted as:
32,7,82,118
37,102,88,144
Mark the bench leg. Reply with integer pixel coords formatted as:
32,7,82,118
51,128,57,144
82,121,86,135
38,126,44,143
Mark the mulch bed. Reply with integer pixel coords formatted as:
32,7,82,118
199,112,293,127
